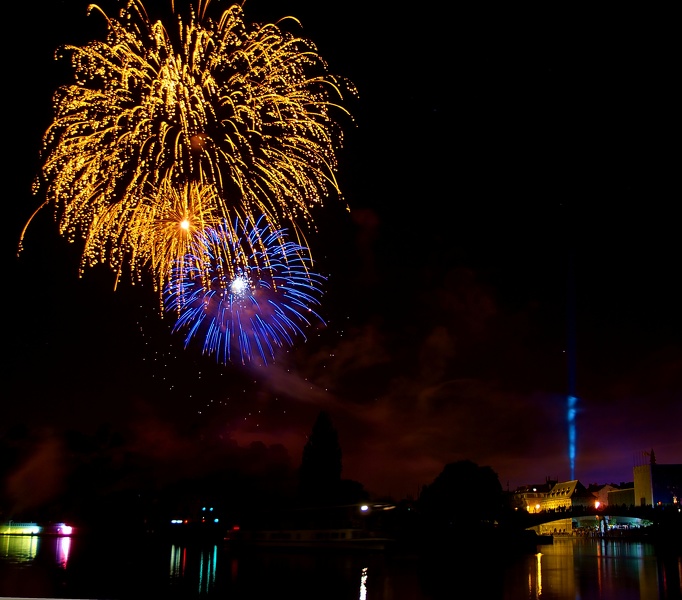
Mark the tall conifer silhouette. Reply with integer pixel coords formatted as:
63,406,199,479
298,410,342,505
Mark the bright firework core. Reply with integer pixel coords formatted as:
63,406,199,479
164,216,326,366
229,273,250,297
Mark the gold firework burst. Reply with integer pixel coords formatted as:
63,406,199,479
21,0,356,290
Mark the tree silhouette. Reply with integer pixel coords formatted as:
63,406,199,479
418,459,505,539
297,410,343,506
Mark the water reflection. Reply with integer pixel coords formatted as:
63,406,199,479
55,535,71,568
197,544,217,594
359,565,368,600
169,543,219,595
535,552,542,598
1,535,39,562
0,534,71,568
506,538,682,600
0,534,679,599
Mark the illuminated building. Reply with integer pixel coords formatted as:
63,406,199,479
633,449,682,507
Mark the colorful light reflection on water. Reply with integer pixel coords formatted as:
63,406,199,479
0,534,679,598
1,535,39,563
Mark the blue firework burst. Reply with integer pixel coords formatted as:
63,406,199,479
164,217,326,365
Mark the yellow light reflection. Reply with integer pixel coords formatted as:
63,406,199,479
535,552,543,598
1,535,40,562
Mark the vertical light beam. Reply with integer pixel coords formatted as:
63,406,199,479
567,395,577,480
566,221,578,481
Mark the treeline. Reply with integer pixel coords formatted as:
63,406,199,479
0,412,524,545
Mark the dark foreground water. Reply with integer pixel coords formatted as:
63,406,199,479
1,534,681,600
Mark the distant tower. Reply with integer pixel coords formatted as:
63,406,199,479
633,449,655,506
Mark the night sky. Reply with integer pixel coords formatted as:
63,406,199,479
5,0,680,500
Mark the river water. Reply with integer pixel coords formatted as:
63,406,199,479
0,533,680,599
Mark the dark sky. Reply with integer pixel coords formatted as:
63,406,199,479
5,0,680,500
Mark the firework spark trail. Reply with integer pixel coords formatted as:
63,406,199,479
164,216,326,366
20,0,355,296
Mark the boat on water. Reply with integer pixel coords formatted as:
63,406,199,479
0,522,75,536
225,526,394,551
0,522,41,536
225,502,398,551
